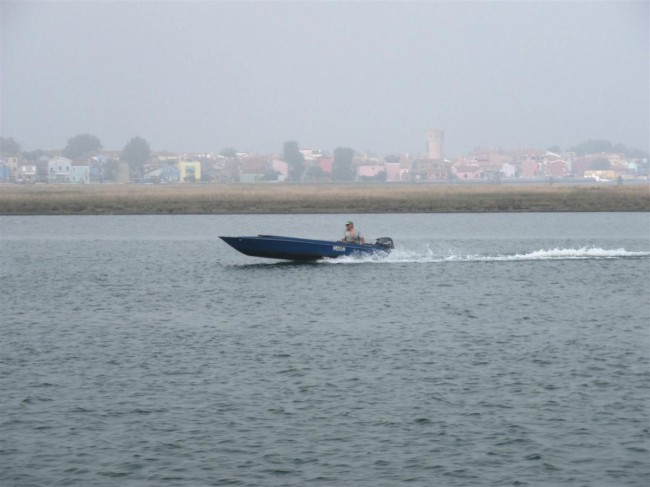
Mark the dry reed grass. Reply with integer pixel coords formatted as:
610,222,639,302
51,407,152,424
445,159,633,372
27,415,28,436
0,183,648,214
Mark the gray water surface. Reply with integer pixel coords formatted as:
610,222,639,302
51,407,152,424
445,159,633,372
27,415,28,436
1,213,649,486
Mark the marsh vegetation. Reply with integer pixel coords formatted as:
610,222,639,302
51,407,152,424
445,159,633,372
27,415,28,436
0,183,648,215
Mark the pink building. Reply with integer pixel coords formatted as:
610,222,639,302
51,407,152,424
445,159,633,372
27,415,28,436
384,162,402,182
453,164,481,179
240,157,268,175
546,160,568,178
357,164,385,179
571,158,588,178
271,160,288,180
317,157,333,175
520,160,540,178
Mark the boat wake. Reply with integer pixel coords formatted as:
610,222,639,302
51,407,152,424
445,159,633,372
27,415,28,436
323,247,650,264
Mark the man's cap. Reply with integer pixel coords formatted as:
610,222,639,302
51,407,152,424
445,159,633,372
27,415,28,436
346,221,353,225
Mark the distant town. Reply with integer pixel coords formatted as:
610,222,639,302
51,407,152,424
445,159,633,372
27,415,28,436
1,130,648,185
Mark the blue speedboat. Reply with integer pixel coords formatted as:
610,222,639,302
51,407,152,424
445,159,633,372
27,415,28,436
220,235,394,261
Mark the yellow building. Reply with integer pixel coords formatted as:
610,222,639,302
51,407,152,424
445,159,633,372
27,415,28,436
585,170,617,181
178,160,201,182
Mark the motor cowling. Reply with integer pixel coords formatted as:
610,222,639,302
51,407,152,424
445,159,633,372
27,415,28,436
374,237,394,250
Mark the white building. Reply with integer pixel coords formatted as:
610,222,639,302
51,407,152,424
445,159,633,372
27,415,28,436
48,157,72,183
18,164,37,182
70,164,90,184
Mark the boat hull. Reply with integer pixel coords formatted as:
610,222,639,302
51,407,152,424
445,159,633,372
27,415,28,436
220,235,392,261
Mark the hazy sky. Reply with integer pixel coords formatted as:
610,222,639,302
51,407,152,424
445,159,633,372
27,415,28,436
2,0,648,156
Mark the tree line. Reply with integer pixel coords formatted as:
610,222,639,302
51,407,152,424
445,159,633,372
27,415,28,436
566,139,648,158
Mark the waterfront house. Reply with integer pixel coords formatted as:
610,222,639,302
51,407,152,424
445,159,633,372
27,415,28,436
520,159,540,179
1,156,20,181
357,163,386,181
317,156,333,177
299,149,324,161
239,157,269,183
453,164,481,180
383,162,402,182
0,164,11,181
178,160,201,182
271,160,288,181
18,164,37,183
500,162,517,178
70,162,90,183
143,165,180,183
48,157,72,183
545,159,569,178
411,158,452,181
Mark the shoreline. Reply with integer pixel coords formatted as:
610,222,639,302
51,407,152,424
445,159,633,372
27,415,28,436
0,183,648,215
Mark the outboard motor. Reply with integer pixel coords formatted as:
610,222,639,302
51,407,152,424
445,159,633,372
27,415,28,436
374,237,394,250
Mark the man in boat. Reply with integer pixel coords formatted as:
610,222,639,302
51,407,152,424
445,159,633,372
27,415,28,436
341,220,365,244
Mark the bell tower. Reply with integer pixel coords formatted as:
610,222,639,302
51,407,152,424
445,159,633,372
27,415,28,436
426,129,444,160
